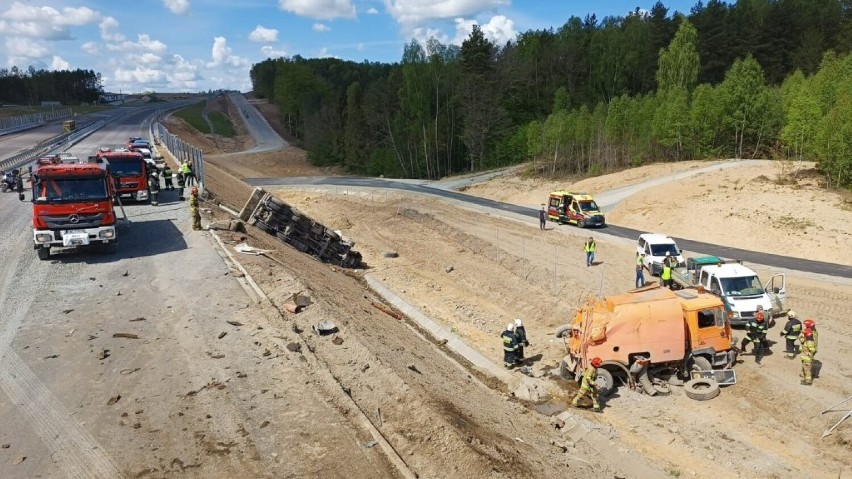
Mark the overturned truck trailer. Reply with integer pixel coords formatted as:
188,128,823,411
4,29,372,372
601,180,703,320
239,188,362,269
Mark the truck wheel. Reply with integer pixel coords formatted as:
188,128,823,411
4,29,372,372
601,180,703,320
689,356,712,373
554,324,572,338
37,247,51,261
595,368,614,397
103,242,117,254
255,220,274,234
684,378,720,401
577,219,585,228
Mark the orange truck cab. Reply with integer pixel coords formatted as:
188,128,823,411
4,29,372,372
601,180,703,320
96,149,149,202
25,155,117,260
559,285,734,394
546,191,605,228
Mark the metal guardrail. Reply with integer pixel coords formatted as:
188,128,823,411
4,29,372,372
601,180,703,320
0,119,106,171
0,108,72,136
154,122,205,190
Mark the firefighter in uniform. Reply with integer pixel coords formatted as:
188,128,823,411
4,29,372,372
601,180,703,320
572,357,602,412
799,328,817,385
501,323,518,368
803,319,818,355
513,318,530,365
740,312,768,362
148,169,160,206
163,165,174,190
584,237,596,267
779,310,802,359
189,187,201,230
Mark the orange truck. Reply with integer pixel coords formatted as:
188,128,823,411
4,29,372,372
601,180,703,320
557,284,735,395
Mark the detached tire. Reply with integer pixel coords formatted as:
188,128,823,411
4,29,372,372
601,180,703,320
595,368,614,397
554,324,572,338
684,378,720,401
689,356,713,373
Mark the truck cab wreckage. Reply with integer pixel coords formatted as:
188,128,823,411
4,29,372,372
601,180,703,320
239,188,362,269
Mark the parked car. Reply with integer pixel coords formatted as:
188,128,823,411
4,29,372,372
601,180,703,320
637,233,684,276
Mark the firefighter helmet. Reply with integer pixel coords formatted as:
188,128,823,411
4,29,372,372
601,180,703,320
514,318,523,327
590,357,602,368
787,310,797,319
803,319,814,329
506,323,515,332
803,328,814,338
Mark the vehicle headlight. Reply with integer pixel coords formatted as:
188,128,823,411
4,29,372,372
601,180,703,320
36,233,52,243
99,229,114,239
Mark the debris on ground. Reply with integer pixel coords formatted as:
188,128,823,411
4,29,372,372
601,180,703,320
382,251,399,258
218,332,227,339
13,456,26,465
112,333,139,339
234,242,272,256
226,321,244,327
97,349,110,360
332,337,344,345
107,395,121,406
312,321,338,336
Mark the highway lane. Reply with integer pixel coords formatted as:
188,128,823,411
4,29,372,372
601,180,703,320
245,175,852,279
0,123,64,160
227,92,286,153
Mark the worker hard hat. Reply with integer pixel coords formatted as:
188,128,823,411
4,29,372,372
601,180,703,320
803,319,814,328
665,252,671,256
787,310,797,319
506,323,515,332
590,357,602,368
191,187,199,195
755,314,765,322
514,318,523,327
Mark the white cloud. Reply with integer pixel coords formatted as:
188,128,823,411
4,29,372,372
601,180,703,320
4,37,49,66
208,36,249,68
99,17,125,42
0,2,100,40
278,0,356,20
384,0,508,27
139,53,162,65
312,23,330,32
106,34,168,55
166,54,201,89
455,15,516,45
163,0,191,15
249,25,278,43
81,41,100,55
366,7,379,14
114,66,165,84
50,55,69,70
261,45,288,58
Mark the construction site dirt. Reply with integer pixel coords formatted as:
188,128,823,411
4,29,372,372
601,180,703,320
184,97,852,479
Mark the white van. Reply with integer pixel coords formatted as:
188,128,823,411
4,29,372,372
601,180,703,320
637,233,685,276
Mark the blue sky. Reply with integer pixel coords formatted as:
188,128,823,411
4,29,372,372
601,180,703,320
0,0,698,93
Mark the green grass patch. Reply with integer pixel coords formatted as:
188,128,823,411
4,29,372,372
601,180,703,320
208,111,236,137
0,105,113,119
173,102,210,134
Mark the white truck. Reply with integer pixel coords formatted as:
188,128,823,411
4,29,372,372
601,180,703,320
671,255,787,326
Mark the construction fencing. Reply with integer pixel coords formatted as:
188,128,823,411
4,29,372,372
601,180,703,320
0,108,72,136
154,122,205,190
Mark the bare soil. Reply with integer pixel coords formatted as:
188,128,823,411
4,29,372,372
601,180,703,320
195,100,852,479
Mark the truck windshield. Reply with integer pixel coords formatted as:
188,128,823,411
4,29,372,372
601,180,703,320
578,201,599,212
720,276,763,297
37,178,108,202
650,243,679,256
109,161,144,177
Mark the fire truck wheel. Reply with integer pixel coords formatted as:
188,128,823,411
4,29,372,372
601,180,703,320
684,378,720,401
103,242,117,254
37,247,51,261
689,356,712,373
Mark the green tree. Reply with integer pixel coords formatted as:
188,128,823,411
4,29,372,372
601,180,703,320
656,20,700,92
717,55,776,157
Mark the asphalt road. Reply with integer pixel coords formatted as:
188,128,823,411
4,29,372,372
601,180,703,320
226,93,286,153
245,175,852,279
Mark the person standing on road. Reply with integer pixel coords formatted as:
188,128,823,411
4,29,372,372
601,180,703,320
176,171,186,201
799,328,817,385
513,318,530,366
163,165,174,190
501,323,518,368
189,187,202,230
539,204,547,231
584,237,596,267
661,252,674,289
635,252,646,288
148,169,160,206
572,357,602,412
740,313,768,363
803,319,819,355
779,310,802,359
